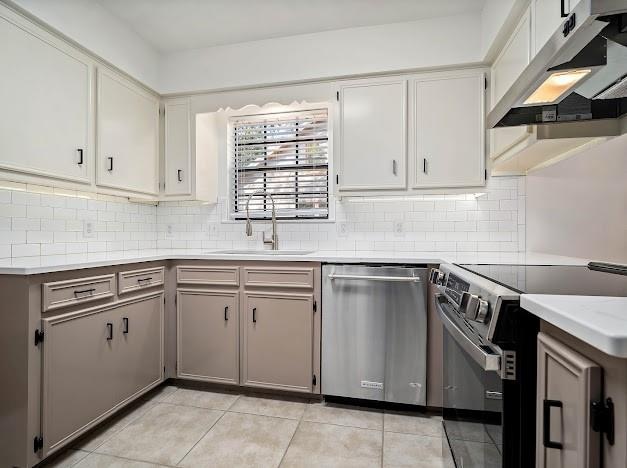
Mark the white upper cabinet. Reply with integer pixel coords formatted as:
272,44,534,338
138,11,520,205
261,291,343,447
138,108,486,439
0,11,91,184
337,78,407,191
411,70,485,188
490,7,533,159
532,0,571,56
164,98,192,196
96,68,159,196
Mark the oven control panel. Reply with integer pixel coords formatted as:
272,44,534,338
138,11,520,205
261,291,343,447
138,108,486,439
444,273,470,306
444,273,490,324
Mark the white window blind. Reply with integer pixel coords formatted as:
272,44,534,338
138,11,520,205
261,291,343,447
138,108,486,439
231,109,329,220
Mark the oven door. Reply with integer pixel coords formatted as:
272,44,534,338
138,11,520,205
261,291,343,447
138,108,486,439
436,294,504,468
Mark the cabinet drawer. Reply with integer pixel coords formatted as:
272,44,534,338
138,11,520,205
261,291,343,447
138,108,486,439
118,266,165,294
243,267,314,289
42,274,115,312
177,265,239,286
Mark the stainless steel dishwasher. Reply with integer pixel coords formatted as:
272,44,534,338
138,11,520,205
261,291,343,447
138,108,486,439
321,264,428,405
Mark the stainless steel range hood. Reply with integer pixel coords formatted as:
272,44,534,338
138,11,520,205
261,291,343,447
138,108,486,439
488,0,627,129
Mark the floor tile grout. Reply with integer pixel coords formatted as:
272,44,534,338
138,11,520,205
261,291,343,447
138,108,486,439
52,386,449,468
173,409,227,467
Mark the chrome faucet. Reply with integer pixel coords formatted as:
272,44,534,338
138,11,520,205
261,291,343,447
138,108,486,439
245,189,279,250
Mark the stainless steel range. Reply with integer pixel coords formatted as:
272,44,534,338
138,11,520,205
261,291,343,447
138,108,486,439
431,264,539,468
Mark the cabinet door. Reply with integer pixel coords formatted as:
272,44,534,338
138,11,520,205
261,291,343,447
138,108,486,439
96,68,159,195
177,289,239,385
41,294,163,456
117,294,164,399
242,291,313,393
533,0,568,56
490,7,533,158
412,71,485,188
338,79,406,191
536,332,601,468
164,98,191,196
0,13,90,183
41,305,121,455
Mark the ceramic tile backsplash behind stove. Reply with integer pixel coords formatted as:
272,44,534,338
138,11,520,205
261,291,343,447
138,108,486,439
156,176,526,254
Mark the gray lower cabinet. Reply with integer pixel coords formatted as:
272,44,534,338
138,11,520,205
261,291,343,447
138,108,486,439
242,291,314,393
536,332,601,468
176,289,239,385
41,292,164,456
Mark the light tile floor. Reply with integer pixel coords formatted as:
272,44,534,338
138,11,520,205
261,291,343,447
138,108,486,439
39,384,455,468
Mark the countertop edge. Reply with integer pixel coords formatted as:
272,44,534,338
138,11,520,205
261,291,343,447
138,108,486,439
521,294,627,358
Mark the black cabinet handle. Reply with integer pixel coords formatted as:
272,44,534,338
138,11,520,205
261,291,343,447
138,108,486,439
560,0,568,17
77,148,83,165
106,323,113,341
74,288,95,296
543,399,564,449
177,169,183,182
137,277,153,284
423,158,427,174
224,306,229,321
107,157,113,171
252,307,257,323
122,317,129,334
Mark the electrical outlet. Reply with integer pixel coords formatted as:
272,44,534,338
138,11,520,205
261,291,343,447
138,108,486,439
394,221,404,236
83,221,95,238
337,222,348,237
165,224,174,238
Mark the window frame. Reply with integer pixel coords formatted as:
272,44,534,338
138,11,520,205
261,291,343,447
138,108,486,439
228,104,333,222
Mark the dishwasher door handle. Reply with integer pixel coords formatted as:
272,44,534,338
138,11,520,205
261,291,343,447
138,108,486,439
328,274,421,283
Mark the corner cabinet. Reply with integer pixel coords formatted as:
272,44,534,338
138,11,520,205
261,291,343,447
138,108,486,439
337,77,407,191
96,67,159,196
536,332,601,468
410,70,485,188
0,8,91,185
41,292,164,457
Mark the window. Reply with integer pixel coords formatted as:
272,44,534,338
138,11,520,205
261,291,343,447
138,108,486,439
231,109,329,220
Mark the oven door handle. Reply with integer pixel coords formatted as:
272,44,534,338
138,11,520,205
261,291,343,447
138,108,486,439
435,294,501,373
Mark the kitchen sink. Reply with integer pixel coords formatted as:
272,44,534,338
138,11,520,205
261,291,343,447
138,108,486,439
209,249,316,256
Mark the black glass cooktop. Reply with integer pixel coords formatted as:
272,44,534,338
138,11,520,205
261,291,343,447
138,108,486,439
458,263,627,297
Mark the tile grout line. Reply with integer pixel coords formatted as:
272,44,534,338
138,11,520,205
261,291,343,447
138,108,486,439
173,409,228,467
381,412,385,468
276,400,308,467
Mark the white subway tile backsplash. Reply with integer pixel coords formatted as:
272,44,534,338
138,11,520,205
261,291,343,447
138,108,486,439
0,176,525,260
12,243,40,257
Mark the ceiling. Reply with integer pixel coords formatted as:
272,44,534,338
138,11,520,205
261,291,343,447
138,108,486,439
96,0,486,53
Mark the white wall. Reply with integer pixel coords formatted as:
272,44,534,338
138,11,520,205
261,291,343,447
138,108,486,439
159,13,483,94
526,134,627,263
8,0,161,90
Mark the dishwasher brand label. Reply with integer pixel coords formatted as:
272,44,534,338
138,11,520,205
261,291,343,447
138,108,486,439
360,380,384,390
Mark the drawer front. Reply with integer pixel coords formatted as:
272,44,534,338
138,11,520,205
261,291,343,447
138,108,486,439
118,266,165,295
243,267,314,289
177,266,240,286
42,274,115,312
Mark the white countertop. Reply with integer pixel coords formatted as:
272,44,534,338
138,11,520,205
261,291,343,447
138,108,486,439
522,295,627,358
0,249,588,275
